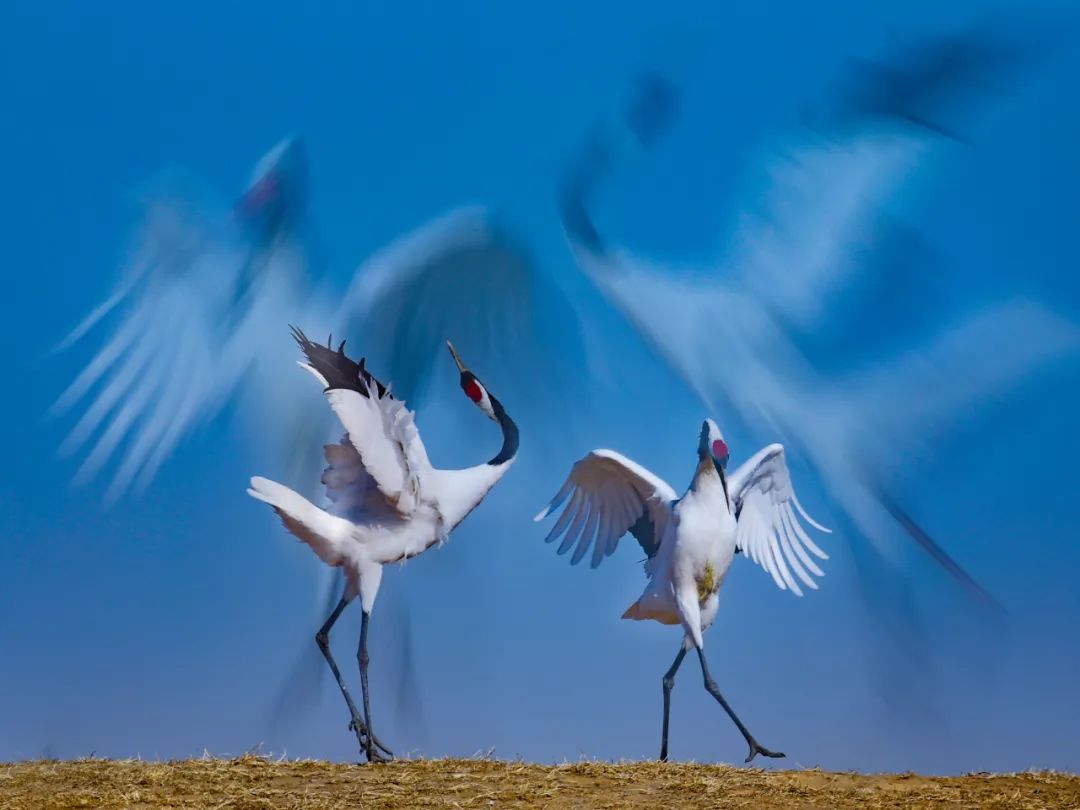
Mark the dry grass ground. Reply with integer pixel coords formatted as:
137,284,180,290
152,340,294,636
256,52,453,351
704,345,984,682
1,756,1077,809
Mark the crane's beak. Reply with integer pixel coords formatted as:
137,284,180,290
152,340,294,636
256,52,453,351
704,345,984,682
446,340,468,373
718,464,730,511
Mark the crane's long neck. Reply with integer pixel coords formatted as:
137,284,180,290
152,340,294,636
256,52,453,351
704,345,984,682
435,395,519,531
488,395,519,466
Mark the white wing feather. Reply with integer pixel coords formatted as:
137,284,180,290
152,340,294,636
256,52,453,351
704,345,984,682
534,449,677,569
323,382,432,517
729,444,830,597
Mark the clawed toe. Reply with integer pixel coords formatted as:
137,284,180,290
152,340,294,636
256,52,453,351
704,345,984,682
745,740,785,763
348,719,394,761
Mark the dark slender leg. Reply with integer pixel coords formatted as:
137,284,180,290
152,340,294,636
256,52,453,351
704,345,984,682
315,597,373,758
357,609,394,761
696,647,785,763
659,646,688,761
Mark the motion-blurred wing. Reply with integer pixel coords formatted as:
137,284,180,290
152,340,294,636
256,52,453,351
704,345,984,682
726,126,931,332
738,30,1032,330
293,328,431,517
847,299,1080,452
334,207,586,439
52,135,315,501
569,233,768,427
565,36,1027,336
827,31,1033,139
51,187,248,501
534,449,677,569
729,444,831,596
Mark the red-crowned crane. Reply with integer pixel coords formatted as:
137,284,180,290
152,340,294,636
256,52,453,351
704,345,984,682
536,419,829,762
248,328,518,762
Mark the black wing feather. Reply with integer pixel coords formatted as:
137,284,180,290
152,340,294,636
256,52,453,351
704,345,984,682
290,325,390,398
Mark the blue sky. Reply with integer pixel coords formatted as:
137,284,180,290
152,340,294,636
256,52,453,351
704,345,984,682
2,0,1079,773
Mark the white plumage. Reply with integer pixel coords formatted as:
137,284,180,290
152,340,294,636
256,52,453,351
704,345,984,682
536,419,829,762
248,330,518,762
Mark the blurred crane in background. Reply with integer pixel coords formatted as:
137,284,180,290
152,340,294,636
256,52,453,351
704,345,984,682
561,31,1079,605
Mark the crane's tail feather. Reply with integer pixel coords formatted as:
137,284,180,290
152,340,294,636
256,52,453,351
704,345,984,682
248,476,349,568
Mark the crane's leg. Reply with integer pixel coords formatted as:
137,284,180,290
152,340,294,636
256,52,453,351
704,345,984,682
695,647,785,763
659,645,688,761
315,596,375,759
357,609,394,761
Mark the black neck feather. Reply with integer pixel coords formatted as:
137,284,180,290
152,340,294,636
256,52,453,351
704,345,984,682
488,396,519,466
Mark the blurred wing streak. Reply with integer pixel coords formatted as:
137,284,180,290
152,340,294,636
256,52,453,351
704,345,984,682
334,207,587,443
849,299,1080,443
729,128,931,331
51,190,254,500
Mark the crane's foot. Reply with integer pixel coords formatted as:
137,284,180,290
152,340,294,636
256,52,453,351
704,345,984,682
363,746,393,764
349,718,395,761
744,739,785,763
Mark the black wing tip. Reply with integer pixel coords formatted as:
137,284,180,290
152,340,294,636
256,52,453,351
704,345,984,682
289,324,348,358
288,324,390,399
289,324,321,358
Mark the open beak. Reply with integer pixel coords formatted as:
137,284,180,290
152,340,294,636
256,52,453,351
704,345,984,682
446,340,468,373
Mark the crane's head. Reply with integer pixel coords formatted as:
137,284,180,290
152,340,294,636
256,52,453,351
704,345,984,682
699,418,730,470
447,340,497,421
235,136,307,241
700,418,731,506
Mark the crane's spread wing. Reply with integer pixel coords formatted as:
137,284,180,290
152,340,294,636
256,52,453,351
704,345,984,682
534,449,678,569
292,328,432,517
332,207,587,442
729,444,831,597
